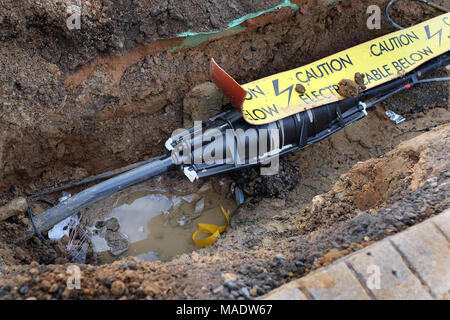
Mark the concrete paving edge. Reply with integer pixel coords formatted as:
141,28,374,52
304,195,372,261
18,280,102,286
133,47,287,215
262,208,450,300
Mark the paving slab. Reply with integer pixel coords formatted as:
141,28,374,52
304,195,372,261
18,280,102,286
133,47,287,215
263,282,308,300
296,262,371,300
347,240,432,299
391,220,450,299
432,208,450,240
263,209,450,300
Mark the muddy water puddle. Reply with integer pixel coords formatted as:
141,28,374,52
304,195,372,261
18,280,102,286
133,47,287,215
90,181,237,263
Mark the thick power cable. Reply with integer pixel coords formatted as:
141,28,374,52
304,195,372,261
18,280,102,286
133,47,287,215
366,76,450,108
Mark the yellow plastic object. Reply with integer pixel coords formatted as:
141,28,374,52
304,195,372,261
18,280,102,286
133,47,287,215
192,205,230,247
241,13,450,125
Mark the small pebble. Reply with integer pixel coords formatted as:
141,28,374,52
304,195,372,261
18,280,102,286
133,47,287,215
240,287,250,299
295,84,306,95
212,285,223,294
275,253,285,260
120,262,128,270
111,280,126,297
224,278,237,289
19,285,29,295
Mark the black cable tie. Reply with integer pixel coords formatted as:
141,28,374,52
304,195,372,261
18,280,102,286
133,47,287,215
335,104,345,128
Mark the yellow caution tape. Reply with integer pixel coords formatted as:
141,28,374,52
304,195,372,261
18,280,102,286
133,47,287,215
192,205,230,247
241,13,450,125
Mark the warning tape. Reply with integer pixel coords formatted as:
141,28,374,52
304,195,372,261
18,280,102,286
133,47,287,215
240,13,450,125
192,205,230,247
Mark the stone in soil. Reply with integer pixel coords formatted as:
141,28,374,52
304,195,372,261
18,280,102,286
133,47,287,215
105,230,129,256
0,197,28,221
183,82,228,127
354,72,366,90
95,220,105,229
295,84,306,95
111,280,126,297
338,79,359,98
105,217,120,232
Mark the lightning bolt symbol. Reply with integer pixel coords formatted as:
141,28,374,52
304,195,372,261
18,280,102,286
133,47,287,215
424,24,443,46
272,79,294,106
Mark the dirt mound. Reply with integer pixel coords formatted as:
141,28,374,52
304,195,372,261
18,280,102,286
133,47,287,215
300,118,450,233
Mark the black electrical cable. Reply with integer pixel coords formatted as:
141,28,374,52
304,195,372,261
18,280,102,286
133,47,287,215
23,156,174,241
386,0,405,30
419,0,450,12
18,156,165,245
415,76,450,83
367,76,450,108
386,0,449,30
28,199,54,247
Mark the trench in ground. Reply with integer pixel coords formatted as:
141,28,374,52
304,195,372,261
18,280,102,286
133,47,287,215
0,0,449,299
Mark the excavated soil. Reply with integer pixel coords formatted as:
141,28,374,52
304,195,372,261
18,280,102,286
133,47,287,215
1,0,446,196
0,0,449,300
